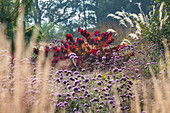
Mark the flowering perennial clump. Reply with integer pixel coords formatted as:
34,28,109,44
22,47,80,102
33,27,134,71
54,69,134,113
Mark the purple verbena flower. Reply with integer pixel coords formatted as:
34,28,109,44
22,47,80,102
81,68,86,72
94,88,98,92
58,93,62,97
84,103,88,107
99,105,103,109
124,106,129,109
74,80,80,86
102,56,106,60
104,92,110,96
73,108,77,111
97,74,102,77
68,53,76,57
71,92,75,96
83,78,89,82
135,68,139,73
81,85,86,88
66,93,70,96
64,101,68,106
66,97,71,100
109,100,114,104
79,96,84,99
97,81,102,85
73,87,79,91
99,95,103,98
74,71,79,75
87,94,91,97
67,85,72,89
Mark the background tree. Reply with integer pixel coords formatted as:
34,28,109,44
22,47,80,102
25,0,153,41
0,0,34,53
41,22,58,42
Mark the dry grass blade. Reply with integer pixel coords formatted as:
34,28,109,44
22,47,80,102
159,59,167,96
26,26,40,57
162,38,170,78
107,14,115,18
160,19,163,30
162,38,170,113
30,49,45,113
128,33,138,39
121,39,131,45
133,85,141,113
124,16,134,27
0,23,5,49
0,50,11,113
159,2,165,21
135,3,147,23
119,20,127,27
135,30,141,35
107,29,116,33
142,84,148,113
38,60,51,113
149,66,165,113
138,13,145,24
13,7,25,113
130,13,139,20
115,11,125,17
152,5,155,16
113,85,120,113
162,14,169,25
135,21,141,32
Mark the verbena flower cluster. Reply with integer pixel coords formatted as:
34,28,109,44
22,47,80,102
52,69,134,113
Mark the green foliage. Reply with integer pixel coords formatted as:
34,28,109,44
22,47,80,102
24,25,43,45
41,22,58,42
0,0,42,53
141,1,169,49
0,0,33,23
57,23,69,36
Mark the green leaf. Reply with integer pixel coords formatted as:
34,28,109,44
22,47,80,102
119,72,123,79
